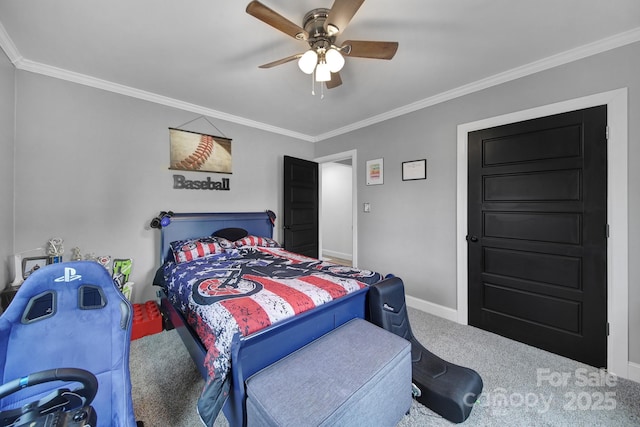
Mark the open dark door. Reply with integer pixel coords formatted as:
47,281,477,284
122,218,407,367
468,106,607,368
283,156,319,258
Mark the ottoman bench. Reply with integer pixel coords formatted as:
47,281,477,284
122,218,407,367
245,318,411,426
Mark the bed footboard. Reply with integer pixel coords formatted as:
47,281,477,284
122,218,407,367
225,286,369,426
160,287,369,427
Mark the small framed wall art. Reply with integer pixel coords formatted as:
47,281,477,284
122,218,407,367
366,158,384,185
402,159,427,181
22,256,50,279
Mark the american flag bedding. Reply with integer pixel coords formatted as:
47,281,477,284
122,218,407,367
158,245,382,426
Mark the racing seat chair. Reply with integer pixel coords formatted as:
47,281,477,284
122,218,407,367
0,261,137,426
368,276,483,423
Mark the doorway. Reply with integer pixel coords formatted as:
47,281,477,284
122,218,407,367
321,160,353,266
315,150,358,268
467,106,607,368
456,89,629,378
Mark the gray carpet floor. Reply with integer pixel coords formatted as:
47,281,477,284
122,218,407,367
130,307,640,426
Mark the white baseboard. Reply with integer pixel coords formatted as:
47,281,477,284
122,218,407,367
321,249,352,261
628,361,640,383
405,294,458,322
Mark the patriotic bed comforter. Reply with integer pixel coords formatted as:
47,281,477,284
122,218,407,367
157,244,382,426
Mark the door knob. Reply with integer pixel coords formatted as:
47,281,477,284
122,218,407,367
466,235,478,242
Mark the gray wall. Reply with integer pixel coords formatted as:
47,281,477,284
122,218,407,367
0,50,14,289
12,72,314,303
315,41,640,364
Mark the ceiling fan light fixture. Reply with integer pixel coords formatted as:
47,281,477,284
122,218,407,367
315,61,331,82
298,50,318,74
325,48,345,73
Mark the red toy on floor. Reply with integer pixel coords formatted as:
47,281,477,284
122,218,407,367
131,301,163,340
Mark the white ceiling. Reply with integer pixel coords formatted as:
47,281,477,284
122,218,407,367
1,0,639,141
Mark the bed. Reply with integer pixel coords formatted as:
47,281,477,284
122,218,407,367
153,211,383,427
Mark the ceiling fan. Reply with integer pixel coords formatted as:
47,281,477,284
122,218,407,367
246,0,398,90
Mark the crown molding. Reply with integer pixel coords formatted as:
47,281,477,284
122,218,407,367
1,24,638,143
12,57,316,143
315,26,640,141
0,20,21,64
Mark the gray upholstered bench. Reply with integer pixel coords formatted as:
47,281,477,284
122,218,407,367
245,318,411,426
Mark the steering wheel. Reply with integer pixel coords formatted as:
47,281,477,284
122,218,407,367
0,368,97,426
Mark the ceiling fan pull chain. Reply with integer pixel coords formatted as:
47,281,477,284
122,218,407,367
311,71,316,96
321,82,325,100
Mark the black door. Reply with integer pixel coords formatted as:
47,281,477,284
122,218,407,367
283,156,319,258
468,106,607,368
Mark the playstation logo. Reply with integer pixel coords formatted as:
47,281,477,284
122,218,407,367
54,267,82,282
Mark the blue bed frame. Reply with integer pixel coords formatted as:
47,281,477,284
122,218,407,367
158,212,369,427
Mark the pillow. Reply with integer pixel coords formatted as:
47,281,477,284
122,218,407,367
212,227,249,242
234,235,280,248
170,236,233,263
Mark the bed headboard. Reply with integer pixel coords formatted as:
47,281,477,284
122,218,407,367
159,212,274,264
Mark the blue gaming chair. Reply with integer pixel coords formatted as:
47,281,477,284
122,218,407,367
0,261,136,426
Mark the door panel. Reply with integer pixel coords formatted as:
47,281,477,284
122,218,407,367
483,212,581,243
483,248,581,289
468,106,607,368
484,170,581,201
483,124,582,165
483,284,581,332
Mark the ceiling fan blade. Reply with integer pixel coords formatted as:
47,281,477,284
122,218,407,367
326,72,343,89
342,40,398,60
325,0,365,35
246,1,308,40
258,53,303,69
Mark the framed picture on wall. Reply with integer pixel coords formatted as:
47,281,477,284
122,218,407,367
366,158,384,185
22,256,50,279
402,159,427,181
168,128,232,174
